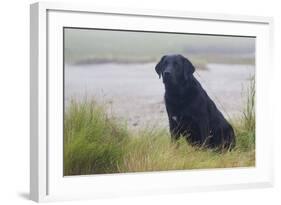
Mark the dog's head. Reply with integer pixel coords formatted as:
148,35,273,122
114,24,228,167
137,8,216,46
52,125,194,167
155,54,195,86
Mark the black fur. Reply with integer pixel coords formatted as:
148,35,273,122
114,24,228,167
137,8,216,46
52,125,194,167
156,54,235,150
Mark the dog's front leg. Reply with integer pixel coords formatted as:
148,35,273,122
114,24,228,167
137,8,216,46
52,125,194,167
197,119,210,147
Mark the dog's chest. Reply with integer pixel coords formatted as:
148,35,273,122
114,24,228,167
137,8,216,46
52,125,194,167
171,116,178,122
171,114,193,125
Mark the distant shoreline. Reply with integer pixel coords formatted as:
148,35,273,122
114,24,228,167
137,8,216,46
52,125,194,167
67,54,254,70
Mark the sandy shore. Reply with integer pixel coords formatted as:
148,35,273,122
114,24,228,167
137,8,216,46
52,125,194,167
65,63,254,130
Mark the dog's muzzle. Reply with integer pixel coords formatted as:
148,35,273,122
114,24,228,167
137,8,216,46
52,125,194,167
163,71,172,83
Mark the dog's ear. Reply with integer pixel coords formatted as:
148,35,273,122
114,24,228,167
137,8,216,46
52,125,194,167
181,55,195,80
155,55,166,79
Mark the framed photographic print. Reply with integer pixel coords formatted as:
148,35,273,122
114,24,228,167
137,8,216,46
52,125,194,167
30,2,274,202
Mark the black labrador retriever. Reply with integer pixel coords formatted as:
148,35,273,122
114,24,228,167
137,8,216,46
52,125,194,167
156,54,235,150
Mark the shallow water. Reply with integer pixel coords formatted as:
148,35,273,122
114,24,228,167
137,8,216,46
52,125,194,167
65,63,254,129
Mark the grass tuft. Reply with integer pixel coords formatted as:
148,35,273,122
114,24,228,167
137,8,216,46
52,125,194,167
232,77,255,152
64,99,129,175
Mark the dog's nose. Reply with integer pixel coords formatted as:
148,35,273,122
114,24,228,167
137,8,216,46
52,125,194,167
163,71,172,83
163,71,171,78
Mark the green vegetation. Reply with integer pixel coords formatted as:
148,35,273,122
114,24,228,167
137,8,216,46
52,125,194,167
64,100,129,175
64,79,255,176
232,77,255,152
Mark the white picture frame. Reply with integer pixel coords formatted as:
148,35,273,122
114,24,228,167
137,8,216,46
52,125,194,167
30,2,274,202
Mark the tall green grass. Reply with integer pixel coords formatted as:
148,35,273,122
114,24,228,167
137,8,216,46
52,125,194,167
64,79,255,176
232,77,255,152
64,100,129,175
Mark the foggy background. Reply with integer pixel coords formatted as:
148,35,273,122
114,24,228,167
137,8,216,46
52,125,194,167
64,28,255,129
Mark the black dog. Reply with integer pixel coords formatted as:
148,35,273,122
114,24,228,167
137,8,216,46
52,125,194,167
156,54,235,150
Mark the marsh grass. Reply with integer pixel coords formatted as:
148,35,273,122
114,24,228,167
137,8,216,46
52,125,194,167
64,79,255,175
64,99,129,175
231,77,255,152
